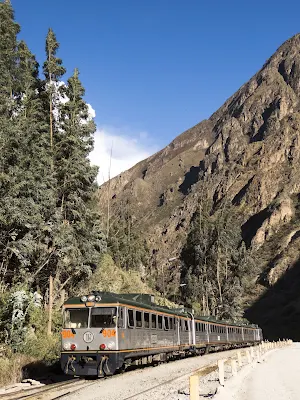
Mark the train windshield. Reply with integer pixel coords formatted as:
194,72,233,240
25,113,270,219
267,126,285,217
90,307,117,328
64,309,89,328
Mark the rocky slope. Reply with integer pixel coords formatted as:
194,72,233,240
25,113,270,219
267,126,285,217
99,34,300,338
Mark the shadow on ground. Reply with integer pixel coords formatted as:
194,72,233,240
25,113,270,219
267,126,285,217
22,360,74,384
245,259,300,341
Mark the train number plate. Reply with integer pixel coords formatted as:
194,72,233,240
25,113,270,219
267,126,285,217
151,334,157,344
83,331,94,343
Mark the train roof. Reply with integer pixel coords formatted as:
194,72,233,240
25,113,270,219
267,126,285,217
64,291,259,329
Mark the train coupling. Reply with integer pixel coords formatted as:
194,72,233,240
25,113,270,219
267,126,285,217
97,355,111,377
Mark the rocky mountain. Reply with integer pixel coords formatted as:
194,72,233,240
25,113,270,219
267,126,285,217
99,34,300,339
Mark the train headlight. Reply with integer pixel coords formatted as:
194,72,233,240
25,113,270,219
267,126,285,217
81,296,88,302
107,341,116,350
87,295,95,301
95,295,102,302
63,342,71,350
70,343,77,351
99,343,106,350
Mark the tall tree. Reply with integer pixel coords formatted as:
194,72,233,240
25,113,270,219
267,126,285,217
43,28,66,151
0,0,20,116
0,35,56,289
48,68,105,295
0,3,56,291
0,0,21,288
180,201,257,321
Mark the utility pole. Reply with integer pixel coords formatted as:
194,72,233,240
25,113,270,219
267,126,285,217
162,263,165,305
47,275,53,335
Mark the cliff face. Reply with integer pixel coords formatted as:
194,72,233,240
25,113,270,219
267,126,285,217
99,34,300,334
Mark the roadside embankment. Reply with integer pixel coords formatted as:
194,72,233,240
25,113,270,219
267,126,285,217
214,341,299,400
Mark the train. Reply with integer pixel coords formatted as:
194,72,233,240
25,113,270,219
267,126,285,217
60,291,263,377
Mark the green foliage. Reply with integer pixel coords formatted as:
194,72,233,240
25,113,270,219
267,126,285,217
107,201,150,271
78,253,152,295
43,28,66,83
21,306,61,360
0,0,20,116
180,200,258,321
0,286,60,360
0,2,108,370
0,1,106,298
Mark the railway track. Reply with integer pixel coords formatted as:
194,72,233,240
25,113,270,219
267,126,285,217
1,378,97,400
121,362,218,400
1,344,259,400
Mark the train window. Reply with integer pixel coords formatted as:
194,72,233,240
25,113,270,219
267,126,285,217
180,319,184,331
151,314,157,329
170,317,174,330
195,322,198,332
144,312,150,329
164,316,169,330
91,307,117,328
158,315,163,329
117,307,125,328
128,309,134,328
136,311,142,328
64,309,89,329
185,320,189,331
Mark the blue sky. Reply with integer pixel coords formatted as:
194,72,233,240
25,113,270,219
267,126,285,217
12,0,300,181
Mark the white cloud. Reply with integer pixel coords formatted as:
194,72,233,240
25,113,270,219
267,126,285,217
87,103,96,119
89,126,157,185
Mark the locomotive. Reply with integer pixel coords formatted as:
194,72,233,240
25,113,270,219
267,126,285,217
60,291,262,377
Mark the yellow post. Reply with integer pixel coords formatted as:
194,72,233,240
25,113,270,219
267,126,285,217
218,359,225,386
237,351,242,367
190,375,199,400
231,359,237,376
246,350,251,364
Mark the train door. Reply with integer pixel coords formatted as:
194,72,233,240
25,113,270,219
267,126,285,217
187,320,193,345
117,306,126,350
205,323,210,343
176,317,180,345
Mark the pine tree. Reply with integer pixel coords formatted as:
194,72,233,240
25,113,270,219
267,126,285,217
0,4,106,299
0,32,56,288
43,28,66,151
0,0,22,287
0,0,20,116
47,68,105,293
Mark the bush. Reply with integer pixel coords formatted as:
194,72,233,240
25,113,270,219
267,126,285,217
0,353,35,387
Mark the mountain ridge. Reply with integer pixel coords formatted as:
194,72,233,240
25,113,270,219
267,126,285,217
98,33,300,337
